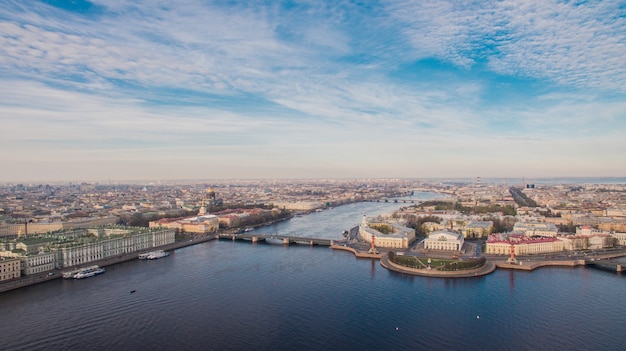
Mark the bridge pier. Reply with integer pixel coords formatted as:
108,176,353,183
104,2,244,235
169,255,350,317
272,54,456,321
252,236,259,243
617,264,622,272
283,238,289,245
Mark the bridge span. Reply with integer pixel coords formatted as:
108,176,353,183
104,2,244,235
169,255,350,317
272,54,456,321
218,233,334,246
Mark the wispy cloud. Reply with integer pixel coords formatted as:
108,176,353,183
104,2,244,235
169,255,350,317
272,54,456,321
0,0,624,181
385,0,626,91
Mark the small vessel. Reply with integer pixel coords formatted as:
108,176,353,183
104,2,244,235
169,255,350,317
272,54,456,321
244,227,254,232
62,265,100,279
139,250,170,260
73,266,105,279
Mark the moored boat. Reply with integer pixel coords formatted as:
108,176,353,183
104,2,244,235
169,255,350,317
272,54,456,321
140,250,170,260
62,265,100,279
72,266,105,279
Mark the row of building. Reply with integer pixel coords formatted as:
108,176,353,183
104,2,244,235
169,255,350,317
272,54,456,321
485,223,626,256
147,207,285,233
0,226,175,282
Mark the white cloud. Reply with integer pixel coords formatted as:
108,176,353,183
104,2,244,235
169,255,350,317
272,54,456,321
385,0,626,91
0,0,625,181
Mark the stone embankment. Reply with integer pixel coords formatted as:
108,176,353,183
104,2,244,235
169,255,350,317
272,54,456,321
330,244,383,258
380,255,496,278
0,235,218,293
495,260,586,271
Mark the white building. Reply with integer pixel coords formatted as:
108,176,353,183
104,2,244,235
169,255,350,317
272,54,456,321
57,227,175,267
23,252,56,275
513,222,559,237
423,229,464,251
0,227,177,272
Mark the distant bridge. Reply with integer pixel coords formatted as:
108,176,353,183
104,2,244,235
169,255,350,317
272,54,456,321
218,233,334,246
366,199,423,204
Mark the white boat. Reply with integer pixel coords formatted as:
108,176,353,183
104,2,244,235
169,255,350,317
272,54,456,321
62,265,100,279
140,250,170,260
244,227,254,232
73,266,105,279
138,252,151,260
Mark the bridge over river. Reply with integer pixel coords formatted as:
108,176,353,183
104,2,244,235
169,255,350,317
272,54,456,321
218,233,335,246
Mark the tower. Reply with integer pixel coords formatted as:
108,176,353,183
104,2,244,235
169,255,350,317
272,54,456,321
507,243,518,264
207,186,216,200
198,198,207,216
368,234,379,254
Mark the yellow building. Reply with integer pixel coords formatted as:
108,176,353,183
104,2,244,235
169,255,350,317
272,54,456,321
149,215,219,234
461,221,493,238
0,257,21,281
359,216,415,249
611,232,626,246
486,234,564,255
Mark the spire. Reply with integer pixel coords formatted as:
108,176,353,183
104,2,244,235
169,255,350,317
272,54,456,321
198,198,207,216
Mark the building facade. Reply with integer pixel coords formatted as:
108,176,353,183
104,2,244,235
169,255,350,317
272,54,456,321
513,222,559,237
423,229,464,251
358,216,415,249
611,232,626,246
149,215,219,234
57,227,175,267
0,257,21,281
486,233,564,255
461,221,494,238
0,226,176,272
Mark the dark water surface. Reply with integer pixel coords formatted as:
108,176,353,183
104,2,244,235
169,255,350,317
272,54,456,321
1,194,625,351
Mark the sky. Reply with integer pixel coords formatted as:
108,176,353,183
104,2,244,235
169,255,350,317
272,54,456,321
1,0,625,182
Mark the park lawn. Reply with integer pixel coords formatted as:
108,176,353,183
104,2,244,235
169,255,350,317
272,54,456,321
415,258,452,267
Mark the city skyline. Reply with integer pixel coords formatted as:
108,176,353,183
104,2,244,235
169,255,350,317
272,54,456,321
1,0,625,182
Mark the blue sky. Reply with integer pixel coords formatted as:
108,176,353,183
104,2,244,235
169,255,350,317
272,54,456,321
1,0,625,182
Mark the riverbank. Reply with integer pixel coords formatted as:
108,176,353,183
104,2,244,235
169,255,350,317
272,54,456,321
0,235,218,293
330,244,383,259
495,260,586,271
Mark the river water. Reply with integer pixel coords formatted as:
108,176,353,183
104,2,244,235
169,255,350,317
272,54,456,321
1,192,625,351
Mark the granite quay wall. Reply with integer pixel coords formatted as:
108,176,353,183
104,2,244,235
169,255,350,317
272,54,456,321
380,255,496,278
330,244,383,259
0,235,218,293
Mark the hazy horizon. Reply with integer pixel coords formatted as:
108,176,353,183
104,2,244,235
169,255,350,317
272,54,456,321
2,1,625,182
3,176,626,187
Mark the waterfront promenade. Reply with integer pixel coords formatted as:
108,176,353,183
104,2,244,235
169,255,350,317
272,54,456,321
332,242,626,277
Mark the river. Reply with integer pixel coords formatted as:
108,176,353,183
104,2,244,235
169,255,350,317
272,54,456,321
1,192,625,351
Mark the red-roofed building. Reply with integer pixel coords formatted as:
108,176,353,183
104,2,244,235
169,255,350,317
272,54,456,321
486,233,564,255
